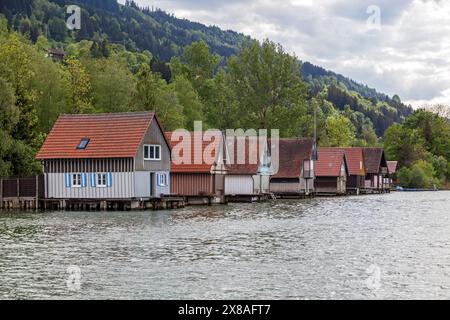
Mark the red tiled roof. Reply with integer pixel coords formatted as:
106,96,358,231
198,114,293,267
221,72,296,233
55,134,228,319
342,148,366,176
226,136,264,175
36,112,158,159
315,148,347,177
363,148,387,174
387,161,398,175
272,139,314,179
167,131,222,173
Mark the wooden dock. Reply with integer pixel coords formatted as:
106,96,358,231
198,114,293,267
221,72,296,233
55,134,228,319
40,197,186,211
1,175,185,212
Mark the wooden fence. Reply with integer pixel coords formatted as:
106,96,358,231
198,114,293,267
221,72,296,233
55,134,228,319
0,175,44,210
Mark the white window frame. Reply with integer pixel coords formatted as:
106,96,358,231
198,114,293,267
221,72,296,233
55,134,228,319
72,173,82,188
158,173,168,187
97,173,107,188
144,144,162,161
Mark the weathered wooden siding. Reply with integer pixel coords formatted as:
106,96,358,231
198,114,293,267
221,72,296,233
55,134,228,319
253,175,270,194
171,173,212,196
347,175,365,189
135,119,171,172
44,158,133,173
270,178,314,194
214,174,225,196
225,175,254,195
45,173,134,199
135,171,170,198
315,177,347,194
270,180,299,194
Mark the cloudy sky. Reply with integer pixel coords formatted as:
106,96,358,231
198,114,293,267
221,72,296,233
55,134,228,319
121,0,450,107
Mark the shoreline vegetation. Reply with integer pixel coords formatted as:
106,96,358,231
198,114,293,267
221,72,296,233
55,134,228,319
0,0,449,190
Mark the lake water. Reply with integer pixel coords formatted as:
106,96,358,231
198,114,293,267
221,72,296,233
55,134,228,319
1,192,449,300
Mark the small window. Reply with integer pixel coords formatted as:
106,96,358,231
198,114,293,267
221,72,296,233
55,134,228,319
97,173,107,187
144,145,161,161
72,173,82,187
77,138,90,150
158,173,167,187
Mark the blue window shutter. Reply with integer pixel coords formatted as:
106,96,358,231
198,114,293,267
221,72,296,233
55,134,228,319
65,174,71,188
90,173,96,188
107,173,113,187
81,173,87,188
165,173,169,186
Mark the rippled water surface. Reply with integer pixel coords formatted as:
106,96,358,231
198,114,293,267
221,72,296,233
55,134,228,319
1,192,450,300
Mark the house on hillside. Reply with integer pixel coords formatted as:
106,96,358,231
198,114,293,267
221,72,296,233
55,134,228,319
224,135,272,202
341,148,366,194
315,148,349,195
363,148,389,193
167,131,228,205
46,48,66,62
269,139,316,198
36,112,176,210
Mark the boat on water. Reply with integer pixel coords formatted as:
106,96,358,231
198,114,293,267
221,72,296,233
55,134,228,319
395,186,440,192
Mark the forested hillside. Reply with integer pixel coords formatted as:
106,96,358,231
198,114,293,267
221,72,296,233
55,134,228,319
0,0,251,61
1,0,413,125
0,0,424,179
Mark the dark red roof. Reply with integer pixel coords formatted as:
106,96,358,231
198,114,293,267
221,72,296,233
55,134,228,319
315,148,348,177
36,112,159,159
226,136,263,175
342,148,366,176
363,148,387,174
272,139,314,179
167,131,222,173
387,161,398,175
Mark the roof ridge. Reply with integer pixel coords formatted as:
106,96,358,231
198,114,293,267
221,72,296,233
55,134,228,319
59,111,155,117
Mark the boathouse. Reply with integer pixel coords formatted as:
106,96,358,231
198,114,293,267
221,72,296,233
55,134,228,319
342,148,366,194
35,112,179,210
387,161,399,189
315,148,349,195
363,148,389,192
224,135,272,202
167,131,227,205
269,139,315,198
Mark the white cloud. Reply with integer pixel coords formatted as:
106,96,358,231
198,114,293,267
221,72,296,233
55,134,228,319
122,0,450,107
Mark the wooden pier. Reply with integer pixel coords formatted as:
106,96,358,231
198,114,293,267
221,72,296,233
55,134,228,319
1,175,185,212
40,197,185,212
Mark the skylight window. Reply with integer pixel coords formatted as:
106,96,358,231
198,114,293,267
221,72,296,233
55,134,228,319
77,138,90,150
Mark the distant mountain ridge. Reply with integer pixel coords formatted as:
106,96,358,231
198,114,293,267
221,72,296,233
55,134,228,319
0,0,413,136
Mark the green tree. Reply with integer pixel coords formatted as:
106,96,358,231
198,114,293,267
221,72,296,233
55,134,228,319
203,70,240,130
404,110,450,161
383,124,427,167
131,65,184,131
397,160,440,189
0,33,39,145
171,41,218,96
170,75,204,130
227,39,309,135
63,57,93,114
85,56,135,113
325,114,356,147
0,77,19,133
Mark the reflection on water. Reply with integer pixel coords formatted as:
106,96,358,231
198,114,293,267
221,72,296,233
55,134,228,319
1,192,450,299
